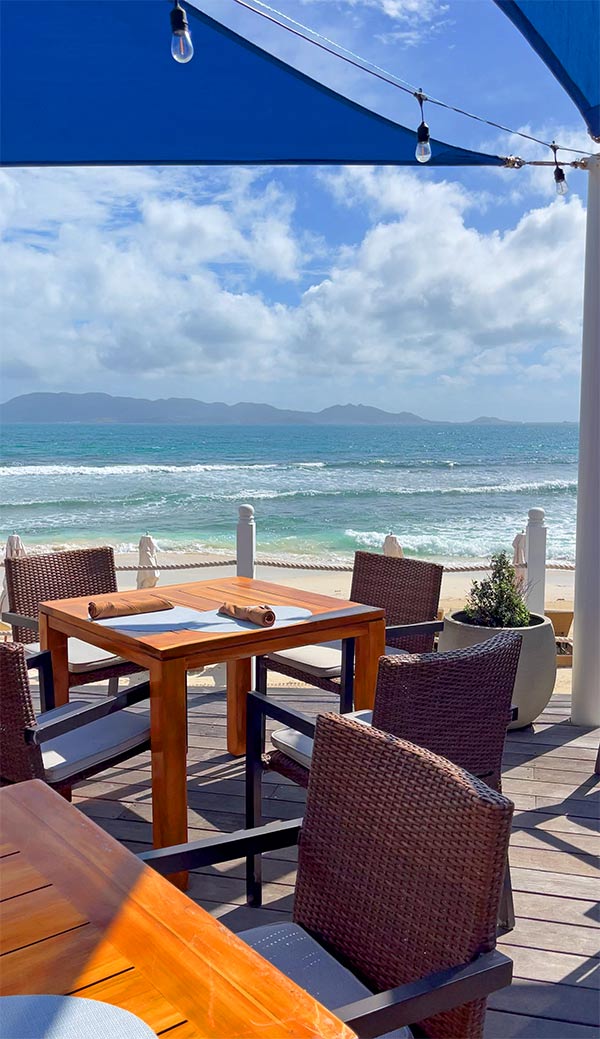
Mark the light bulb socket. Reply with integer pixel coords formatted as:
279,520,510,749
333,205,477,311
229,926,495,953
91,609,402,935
553,165,566,186
417,121,430,144
170,2,189,34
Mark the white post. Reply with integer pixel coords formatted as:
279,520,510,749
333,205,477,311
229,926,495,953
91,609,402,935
525,508,546,616
572,155,600,726
237,504,256,578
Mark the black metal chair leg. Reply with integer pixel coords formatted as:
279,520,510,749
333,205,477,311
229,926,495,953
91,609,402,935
36,653,56,713
497,856,515,936
256,655,267,696
246,688,266,906
339,637,355,714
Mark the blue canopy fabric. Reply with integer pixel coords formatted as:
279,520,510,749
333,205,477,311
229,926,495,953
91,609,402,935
495,0,600,141
0,0,505,167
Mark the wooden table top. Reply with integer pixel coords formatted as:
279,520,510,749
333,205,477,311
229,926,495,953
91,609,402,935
39,575,384,662
0,781,355,1038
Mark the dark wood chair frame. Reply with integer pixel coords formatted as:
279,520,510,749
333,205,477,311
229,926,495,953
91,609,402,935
140,821,513,1038
256,620,444,714
245,689,518,929
12,650,152,790
251,619,444,890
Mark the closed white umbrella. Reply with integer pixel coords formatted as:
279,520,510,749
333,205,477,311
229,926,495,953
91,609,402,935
512,531,526,567
0,534,27,616
512,530,527,593
136,534,160,589
383,534,404,558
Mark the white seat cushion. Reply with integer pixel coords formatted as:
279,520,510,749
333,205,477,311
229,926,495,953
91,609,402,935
240,922,410,1038
268,642,406,680
268,641,343,678
25,639,125,674
271,710,373,770
41,706,150,783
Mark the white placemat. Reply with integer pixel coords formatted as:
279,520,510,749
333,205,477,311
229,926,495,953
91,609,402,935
92,605,312,635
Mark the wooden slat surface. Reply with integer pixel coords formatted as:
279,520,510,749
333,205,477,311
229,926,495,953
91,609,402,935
0,853,50,901
1,925,132,995
0,781,354,1038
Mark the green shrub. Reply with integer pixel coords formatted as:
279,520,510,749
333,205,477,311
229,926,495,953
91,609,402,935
463,551,531,628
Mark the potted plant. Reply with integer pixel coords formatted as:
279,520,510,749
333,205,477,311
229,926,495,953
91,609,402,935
438,552,556,729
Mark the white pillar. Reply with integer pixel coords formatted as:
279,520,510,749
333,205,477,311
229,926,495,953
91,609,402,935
525,508,546,616
237,504,256,578
572,155,600,726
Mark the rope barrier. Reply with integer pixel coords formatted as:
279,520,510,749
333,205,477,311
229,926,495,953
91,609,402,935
0,558,576,572
112,559,577,573
114,559,236,571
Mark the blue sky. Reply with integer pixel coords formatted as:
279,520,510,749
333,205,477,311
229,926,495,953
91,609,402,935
0,0,594,420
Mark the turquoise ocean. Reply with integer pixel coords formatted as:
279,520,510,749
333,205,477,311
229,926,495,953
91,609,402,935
0,423,577,564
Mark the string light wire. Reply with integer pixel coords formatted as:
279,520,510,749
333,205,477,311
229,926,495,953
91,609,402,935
222,0,592,159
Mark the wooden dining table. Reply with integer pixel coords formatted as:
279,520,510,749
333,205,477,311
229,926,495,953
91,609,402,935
0,780,356,1038
39,576,385,885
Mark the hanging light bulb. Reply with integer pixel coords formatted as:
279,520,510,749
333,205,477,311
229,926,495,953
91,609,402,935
414,91,432,163
551,142,568,196
171,1,194,63
416,121,432,163
554,165,568,196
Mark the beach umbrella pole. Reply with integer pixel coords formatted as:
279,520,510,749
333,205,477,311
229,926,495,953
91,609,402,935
572,154,600,725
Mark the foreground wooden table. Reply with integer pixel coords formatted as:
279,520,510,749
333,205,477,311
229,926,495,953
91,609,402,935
39,576,385,882
0,782,355,1038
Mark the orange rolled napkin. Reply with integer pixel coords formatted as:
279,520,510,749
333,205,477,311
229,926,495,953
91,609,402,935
89,595,174,620
218,602,276,627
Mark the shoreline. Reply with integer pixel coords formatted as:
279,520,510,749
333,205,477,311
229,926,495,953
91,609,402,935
111,549,575,614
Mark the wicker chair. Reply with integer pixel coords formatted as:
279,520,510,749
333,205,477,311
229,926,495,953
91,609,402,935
263,551,443,706
2,546,144,697
247,631,521,925
0,642,150,796
142,714,514,1039
262,632,521,793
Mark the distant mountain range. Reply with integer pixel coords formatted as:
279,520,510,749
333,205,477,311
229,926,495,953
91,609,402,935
0,392,519,426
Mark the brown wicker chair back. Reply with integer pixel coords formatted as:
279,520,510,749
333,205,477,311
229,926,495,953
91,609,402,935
0,642,45,783
372,630,521,791
294,713,513,1039
351,551,443,653
5,546,118,645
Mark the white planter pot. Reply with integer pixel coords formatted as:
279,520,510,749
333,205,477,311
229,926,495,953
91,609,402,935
438,611,557,729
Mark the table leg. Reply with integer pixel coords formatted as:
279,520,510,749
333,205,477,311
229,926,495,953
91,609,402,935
150,659,188,890
39,614,69,707
227,658,252,756
354,618,386,711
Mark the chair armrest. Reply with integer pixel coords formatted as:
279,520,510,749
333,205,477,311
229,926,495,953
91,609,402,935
138,818,303,875
2,611,39,632
26,682,150,743
247,691,316,738
385,620,444,639
335,950,512,1037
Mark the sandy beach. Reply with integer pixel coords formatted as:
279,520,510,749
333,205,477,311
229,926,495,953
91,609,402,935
112,549,575,614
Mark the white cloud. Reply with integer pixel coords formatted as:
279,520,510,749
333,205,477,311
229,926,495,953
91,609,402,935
0,165,586,402
286,169,585,384
299,0,451,47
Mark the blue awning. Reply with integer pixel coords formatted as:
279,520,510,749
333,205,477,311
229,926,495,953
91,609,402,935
495,0,600,141
0,1,505,168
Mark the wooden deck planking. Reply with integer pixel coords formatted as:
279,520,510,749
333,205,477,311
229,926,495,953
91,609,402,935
29,673,600,1039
